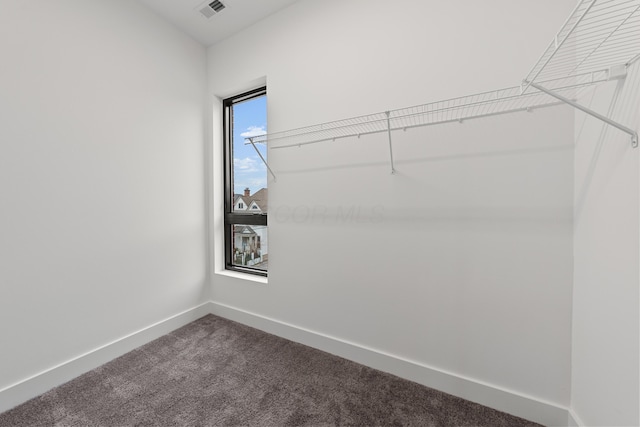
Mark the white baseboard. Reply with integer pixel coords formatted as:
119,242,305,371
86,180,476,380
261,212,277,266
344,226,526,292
568,408,583,426
0,302,213,414
210,301,570,427
1,300,573,427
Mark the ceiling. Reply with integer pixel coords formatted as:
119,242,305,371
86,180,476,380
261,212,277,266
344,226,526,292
136,0,300,46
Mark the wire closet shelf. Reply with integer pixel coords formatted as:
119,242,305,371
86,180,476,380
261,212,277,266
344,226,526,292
257,72,608,150
249,0,640,171
523,0,640,90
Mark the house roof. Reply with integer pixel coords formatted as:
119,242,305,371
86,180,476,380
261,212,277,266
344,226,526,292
234,225,256,235
233,188,268,212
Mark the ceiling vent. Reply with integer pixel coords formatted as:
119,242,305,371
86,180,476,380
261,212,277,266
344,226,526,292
198,0,226,19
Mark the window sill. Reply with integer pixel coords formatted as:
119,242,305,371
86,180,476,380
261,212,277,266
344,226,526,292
215,269,268,284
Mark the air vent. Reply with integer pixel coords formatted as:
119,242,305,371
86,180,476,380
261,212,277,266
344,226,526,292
209,0,225,12
198,0,226,19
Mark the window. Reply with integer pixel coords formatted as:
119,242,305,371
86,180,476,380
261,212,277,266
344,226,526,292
223,87,268,276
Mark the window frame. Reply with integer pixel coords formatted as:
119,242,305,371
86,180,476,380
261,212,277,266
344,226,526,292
222,86,268,277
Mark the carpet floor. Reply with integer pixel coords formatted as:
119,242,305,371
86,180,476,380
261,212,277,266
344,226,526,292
0,315,542,426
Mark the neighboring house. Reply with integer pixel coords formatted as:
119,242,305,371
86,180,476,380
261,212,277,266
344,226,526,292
233,187,267,213
232,188,267,267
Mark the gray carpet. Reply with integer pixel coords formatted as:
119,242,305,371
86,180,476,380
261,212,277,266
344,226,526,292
0,315,542,426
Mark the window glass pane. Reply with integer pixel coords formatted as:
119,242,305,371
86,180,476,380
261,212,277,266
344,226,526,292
232,95,267,214
224,88,268,276
231,224,268,271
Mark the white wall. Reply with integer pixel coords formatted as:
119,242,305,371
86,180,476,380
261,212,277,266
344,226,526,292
571,63,640,426
0,0,207,407
208,0,577,422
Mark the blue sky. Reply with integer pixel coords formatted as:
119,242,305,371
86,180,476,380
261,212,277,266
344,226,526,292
232,95,267,196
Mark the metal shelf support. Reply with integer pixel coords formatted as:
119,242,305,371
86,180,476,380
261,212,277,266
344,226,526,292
527,81,638,148
385,111,396,175
247,137,277,181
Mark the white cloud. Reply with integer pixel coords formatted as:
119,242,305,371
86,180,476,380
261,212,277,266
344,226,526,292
240,126,267,139
234,157,257,171
234,157,265,173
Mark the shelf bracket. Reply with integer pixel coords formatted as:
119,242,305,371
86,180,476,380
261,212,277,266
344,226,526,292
247,137,277,181
527,81,638,148
385,111,396,174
